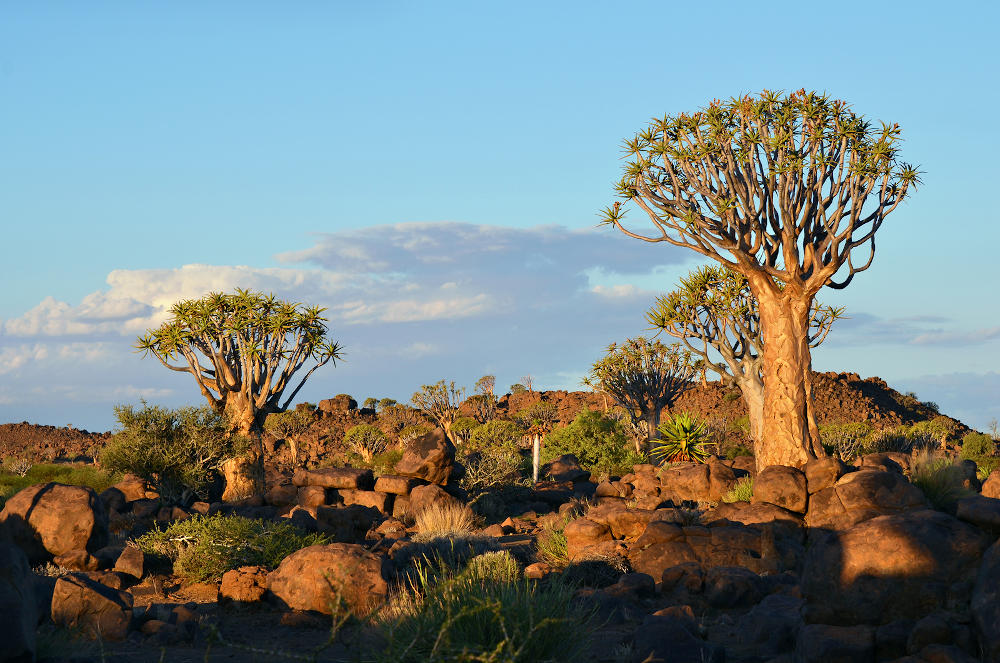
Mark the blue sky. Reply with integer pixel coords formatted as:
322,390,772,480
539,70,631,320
1,1,998,432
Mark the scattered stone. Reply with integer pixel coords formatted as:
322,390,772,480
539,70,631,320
268,544,390,617
113,545,144,580
703,565,763,609
543,455,591,483
220,566,268,604
0,543,37,663
394,429,456,485
408,483,461,514
51,573,133,641
297,485,327,508
804,456,852,494
955,495,1000,534
292,467,374,490
374,475,424,495
265,484,298,507
524,562,552,580
753,465,808,513
338,489,393,513
53,550,99,571
795,623,875,663
111,474,149,502
0,483,109,563
564,518,612,560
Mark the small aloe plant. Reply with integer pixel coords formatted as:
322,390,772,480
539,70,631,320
651,412,713,463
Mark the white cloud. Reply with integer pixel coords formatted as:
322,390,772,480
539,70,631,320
0,344,49,374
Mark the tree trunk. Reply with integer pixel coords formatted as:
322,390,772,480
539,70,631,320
736,374,765,447
221,399,265,501
755,290,817,470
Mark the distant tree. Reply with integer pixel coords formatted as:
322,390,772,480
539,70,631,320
585,337,695,451
602,90,918,467
263,409,313,464
136,289,342,498
519,375,535,393
466,375,498,422
362,397,378,411
509,383,527,394
647,265,843,446
411,380,466,443
378,398,398,410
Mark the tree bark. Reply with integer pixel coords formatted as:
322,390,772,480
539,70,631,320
755,289,817,470
736,374,765,448
220,399,265,501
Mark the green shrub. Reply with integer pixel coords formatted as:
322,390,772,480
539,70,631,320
100,403,249,504
450,417,479,446
910,452,974,510
512,402,558,429
0,463,119,503
961,432,995,460
976,456,1000,480
910,416,958,443
509,383,527,394
347,448,404,476
377,565,594,663
819,422,874,460
398,423,433,444
542,409,642,478
413,502,477,542
535,515,571,567
467,420,525,454
344,424,389,463
652,412,713,463
461,449,525,493
722,476,754,503
133,514,327,582
462,550,520,584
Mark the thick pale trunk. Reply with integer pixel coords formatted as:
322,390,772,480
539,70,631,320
756,291,817,470
737,375,765,447
221,398,265,501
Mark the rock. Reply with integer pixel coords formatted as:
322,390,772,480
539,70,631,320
265,484,298,507
297,485,327,508
0,483,109,563
524,562,552,580
374,475,424,495
907,613,952,654
543,455,591,483
804,456,851,494
736,593,803,658
315,505,382,542
860,452,906,474
753,465,808,513
584,503,657,540
704,502,804,541
338,489,394,513
630,522,785,577
0,543,36,662
564,518,612,560
915,643,978,663
803,510,990,625
805,469,929,530
113,546,144,580
51,573,133,641
972,538,1000,663
876,619,915,661
98,487,127,513
603,572,655,600
795,623,875,663
982,469,1000,499
394,429,456,485
219,565,268,604
955,495,1000,534
703,565,763,609
318,394,357,413
659,562,704,598
408,483,461,514
630,612,723,663
111,474,149,502
53,550,99,571
267,544,389,617
292,467,374,490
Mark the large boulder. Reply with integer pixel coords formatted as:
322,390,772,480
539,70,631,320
753,465,808,513
0,543,36,663
292,467,374,490
804,456,852,494
630,611,723,663
972,538,1000,663
268,544,390,617
318,394,357,414
795,624,875,663
408,483,461,515
659,462,736,503
0,483,109,563
805,469,928,530
543,455,591,483
802,510,990,625
394,429,456,485
982,469,1000,500
51,573,133,641
629,520,790,577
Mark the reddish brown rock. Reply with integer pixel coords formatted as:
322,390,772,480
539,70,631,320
804,456,851,494
338,489,394,513
564,517,612,560
265,484,298,507
659,462,735,503
795,624,875,663
51,573,133,641
394,429,456,485
54,550,99,571
524,562,553,579
630,522,780,578
113,545,144,580
408,483,461,514
111,474,149,502
373,475,424,495
219,565,268,603
0,483,109,563
0,543,37,663
982,469,1000,500
803,510,990,625
267,544,389,616
805,469,928,530
543,454,591,483
972,538,1000,662
292,467,374,490
753,465,808,514
318,394,357,414
860,452,907,474
297,485,327,508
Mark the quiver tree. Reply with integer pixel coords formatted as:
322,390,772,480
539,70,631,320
648,265,843,446
585,337,695,451
137,289,343,498
466,374,498,422
411,380,466,443
602,89,918,467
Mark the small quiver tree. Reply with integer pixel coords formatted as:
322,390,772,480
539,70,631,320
263,408,314,465
603,90,918,468
585,337,695,452
136,289,343,499
648,265,843,448
411,380,466,444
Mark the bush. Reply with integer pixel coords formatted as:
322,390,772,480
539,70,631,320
450,417,479,446
133,514,327,582
652,412,713,463
961,431,996,460
413,502,477,542
377,565,595,663
535,513,573,567
542,409,642,478
977,456,1000,480
100,403,249,504
462,550,520,583
509,383,527,394
0,463,119,503
467,420,525,455
512,402,558,429
910,451,975,510
722,476,754,503
461,449,525,493
344,424,389,463
819,422,874,460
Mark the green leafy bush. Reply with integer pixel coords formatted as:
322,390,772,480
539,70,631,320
398,423,433,444
377,564,594,663
461,550,520,583
652,412,713,463
450,417,480,446
535,513,573,567
512,402,558,429
509,383,527,394
467,420,524,454
542,409,642,478
722,477,754,503
100,403,248,504
961,431,996,460
461,449,525,493
133,514,327,582
0,463,119,503
343,424,389,463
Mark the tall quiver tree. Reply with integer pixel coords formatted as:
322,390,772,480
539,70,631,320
647,265,843,448
137,289,343,499
602,90,919,468
586,337,695,451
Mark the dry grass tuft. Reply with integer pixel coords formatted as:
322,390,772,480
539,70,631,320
413,502,476,542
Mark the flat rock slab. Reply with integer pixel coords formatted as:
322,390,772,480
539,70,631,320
373,475,425,495
292,467,374,490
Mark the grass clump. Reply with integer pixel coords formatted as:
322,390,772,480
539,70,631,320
133,513,328,582
413,502,477,542
0,463,119,502
722,476,754,503
910,451,975,510
377,561,595,663
461,550,521,584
